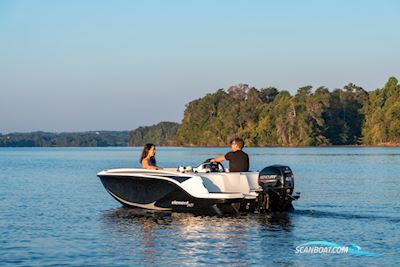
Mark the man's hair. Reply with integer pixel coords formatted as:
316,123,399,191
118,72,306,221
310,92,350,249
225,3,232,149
230,137,244,149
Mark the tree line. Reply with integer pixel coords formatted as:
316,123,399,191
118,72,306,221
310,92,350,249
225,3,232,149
0,131,129,147
129,122,179,146
175,76,400,146
2,77,399,147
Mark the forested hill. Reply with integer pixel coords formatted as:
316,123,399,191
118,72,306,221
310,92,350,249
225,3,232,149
129,122,180,146
0,131,130,147
2,77,399,147
176,76,400,146
0,122,180,147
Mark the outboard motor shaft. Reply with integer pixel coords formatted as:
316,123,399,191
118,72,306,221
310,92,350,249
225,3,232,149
257,165,300,212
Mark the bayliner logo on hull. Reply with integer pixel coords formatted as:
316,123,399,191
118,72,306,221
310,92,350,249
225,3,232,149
171,200,194,208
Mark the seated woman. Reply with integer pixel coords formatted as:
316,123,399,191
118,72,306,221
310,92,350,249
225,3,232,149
140,143,162,170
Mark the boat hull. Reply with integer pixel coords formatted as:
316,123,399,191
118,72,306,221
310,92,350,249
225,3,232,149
97,166,300,215
98,174,243,216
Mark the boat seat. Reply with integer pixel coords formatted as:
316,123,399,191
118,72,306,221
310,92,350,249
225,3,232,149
201,173,251,194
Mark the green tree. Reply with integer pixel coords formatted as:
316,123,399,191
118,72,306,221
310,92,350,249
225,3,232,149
129,122,180,146
362,77,400,145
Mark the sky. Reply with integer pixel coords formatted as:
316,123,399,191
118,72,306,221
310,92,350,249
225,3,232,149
0,0,399,133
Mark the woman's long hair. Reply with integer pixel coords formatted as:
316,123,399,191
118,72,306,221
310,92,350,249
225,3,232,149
140,143,156,163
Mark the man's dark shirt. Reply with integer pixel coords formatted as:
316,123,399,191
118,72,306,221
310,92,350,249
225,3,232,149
225,150,249,172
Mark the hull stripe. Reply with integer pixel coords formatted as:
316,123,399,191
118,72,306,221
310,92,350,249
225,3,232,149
107,190,172,211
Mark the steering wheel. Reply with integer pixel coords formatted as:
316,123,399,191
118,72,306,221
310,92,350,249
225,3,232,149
203,159,225,172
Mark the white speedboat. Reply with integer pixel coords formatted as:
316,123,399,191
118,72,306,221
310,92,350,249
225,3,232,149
97,161,300,216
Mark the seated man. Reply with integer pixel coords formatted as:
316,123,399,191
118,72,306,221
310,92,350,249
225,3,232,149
211,137,249,172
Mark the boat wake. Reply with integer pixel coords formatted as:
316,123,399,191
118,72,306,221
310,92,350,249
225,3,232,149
294,209,400,223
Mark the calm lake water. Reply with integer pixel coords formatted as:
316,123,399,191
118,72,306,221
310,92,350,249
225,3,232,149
1,147,400,266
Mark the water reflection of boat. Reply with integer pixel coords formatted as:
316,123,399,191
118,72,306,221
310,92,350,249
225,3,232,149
100,207,295,266
101,207,293,233
98,162,300,216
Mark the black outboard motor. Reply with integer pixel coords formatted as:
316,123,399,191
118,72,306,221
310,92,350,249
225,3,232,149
257,165,300,212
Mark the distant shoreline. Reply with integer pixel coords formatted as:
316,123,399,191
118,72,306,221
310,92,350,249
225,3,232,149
3,77,400,148
1,144,400,148
2,130,400,148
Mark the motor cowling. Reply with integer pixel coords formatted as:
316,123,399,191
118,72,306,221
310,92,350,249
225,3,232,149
258,165,294,191
257,165,296,212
